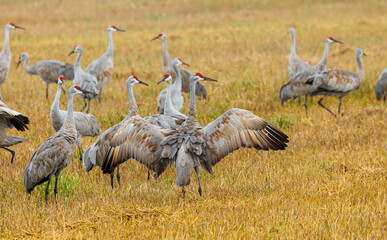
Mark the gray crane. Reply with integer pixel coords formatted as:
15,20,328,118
0,23,25,101
17,53,74,99
375,68,387,103
288,28,310,80
51,76,101,164
306,48,367,116
151,32,207,99
68,45,99,113
23,85,92,202
157,57,186,114
157,73,187,119
282,36,343,112
84,75,184,188
85,25,125,100
0,100,29,163
101,73,289,196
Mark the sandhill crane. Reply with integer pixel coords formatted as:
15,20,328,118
85,25,125,100
0,100,29,163
306,48,367,116
17,53,74,99
83,75,183,188
68,45,99,113
282,36,343,112
0,23,25,101
102,73,289,196
157,73,187,119
151,32,207,99
157,57,186,114
51,76,101,164
23,85,91,202
375,68,387,103
288,28,310,80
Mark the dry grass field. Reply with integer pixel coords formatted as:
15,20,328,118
0,0,386,238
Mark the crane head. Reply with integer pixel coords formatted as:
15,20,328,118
109,25,126,32
157,73,172,84
7,22,25,30
72,85,97,96
192,73,218,83
173,57,189,66
151,32,166,41
68,45,82,56
58,75,67,86
356,48,367,57
327,37,343,44
16,53,28,69
127,75,149,86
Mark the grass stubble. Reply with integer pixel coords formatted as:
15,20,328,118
0,0,385,238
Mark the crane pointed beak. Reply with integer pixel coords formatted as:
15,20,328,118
14,25,25,30
333,39,343,44
203,76,218,82
157,77,166,84
363,52,367,56
16,59,22,69
116,28,126,32
181,61,189,66
68,50,75,56
151,36,160,41
62,81,67,87
81,90,98,96
138,80,149,86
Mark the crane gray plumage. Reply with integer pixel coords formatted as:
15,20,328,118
23,85,88,202
282,36,343,112
83,76,183,188
158,58,185,114
306,48,367,116
288,28,310,80
0,100,29,163
51,76,101,163
102,73,289,196
375,68,387,103
151,32,207,99
157,73,187,119
68,45,98,113
0,23,25,101
17,53,74,99
85,25,125,99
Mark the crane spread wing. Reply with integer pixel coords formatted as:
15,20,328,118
203,108,289,167
0,106,29,131
101,116,170,178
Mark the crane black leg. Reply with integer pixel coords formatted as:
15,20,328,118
86,98,91,113
338,97,344,114
45,177,52,202
116,166,121,186
304,95,308,116
318,97,336,117
1,147,15,163
54,175,59,201
76,141,83,164
110,172,114,189
182,187,186,199
147,170,150,181
195,166,202,196
81,98,87,112
298,96,301,106
290,97,296,105
45,84,49,99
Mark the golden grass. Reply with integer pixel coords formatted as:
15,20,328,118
0,0,386,238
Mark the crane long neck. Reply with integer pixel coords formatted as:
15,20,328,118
64,93,75,127
23,56,34,74
316,41,330,69
1,27,10,55
127,83,138,116
51,81,62,116
74,50,83,74
188,80,197,120
165,81,173,114
162,38,172,66
357,53,365,79
290,31,296,55
172,62,182,91
107,30,114,57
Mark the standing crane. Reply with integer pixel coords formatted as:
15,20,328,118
306,48,367,116
83,75,184,188
17,53,74,99
375,68,387,103
68,45,99,113
288,28,310,80
102,73,289,196
51,76,101,164
157,73,187,119
0,100,29,163
85,25,125,100
151,32,207,99
0,23,25,101
157,57,186,114
281,36,343,112
23,85,92,202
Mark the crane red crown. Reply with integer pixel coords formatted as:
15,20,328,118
133,76,138,80
328,37,334,40
158,33,162,37
59,76,66,81
74,86,82,90
9,23,15,26
195,73,204,78
111,25,117,29
164,73,170,78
